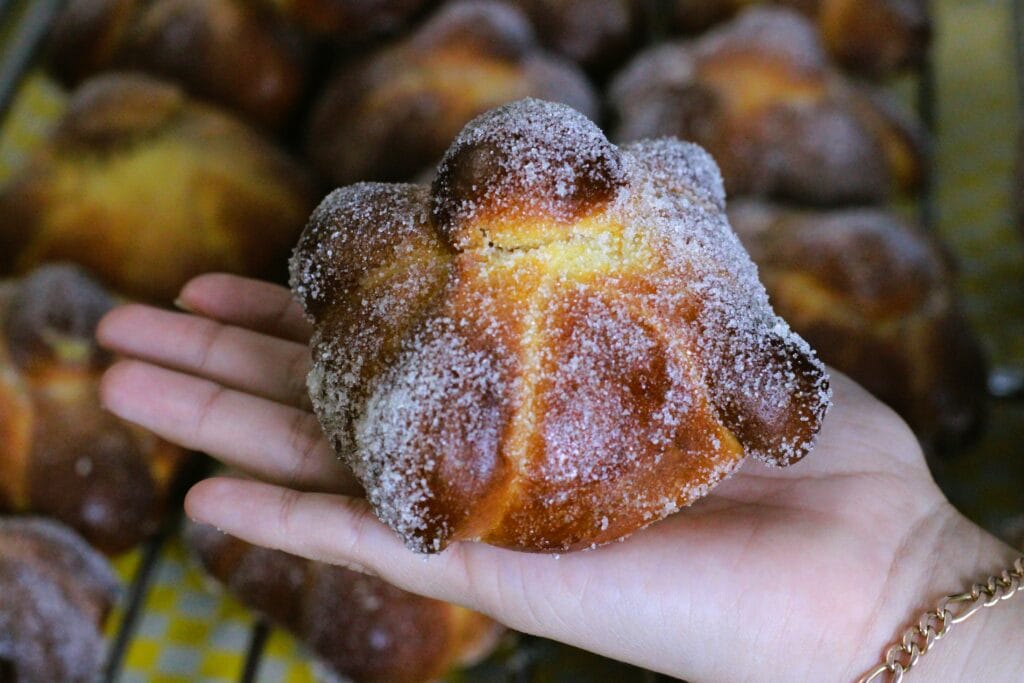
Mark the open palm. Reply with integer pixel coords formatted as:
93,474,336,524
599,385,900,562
98,274,1018,683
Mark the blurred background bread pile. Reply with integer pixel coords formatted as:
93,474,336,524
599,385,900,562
664,0,931,78
609,8,927,204
0,73,318,302
0,516,119,683
0,264,188,553
0,0,1021,680
47,0,311,130
306,1,599,184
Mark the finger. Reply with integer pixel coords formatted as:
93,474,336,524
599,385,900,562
98,304,311,410
101,360,355,494
177,274,312,343
184,477,524,616
184,475,637,646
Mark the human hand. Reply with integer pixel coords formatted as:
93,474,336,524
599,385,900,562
98,274,1023,683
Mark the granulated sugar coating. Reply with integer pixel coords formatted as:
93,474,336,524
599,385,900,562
0,517,118,683
291,98,831,554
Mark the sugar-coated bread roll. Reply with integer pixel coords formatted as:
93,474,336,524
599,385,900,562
306,0,599,185
48,0,309,130
0,517,119,683
291,98,831,553
0,265,188,553
0,73,317,303
666,0,931,78
729,201,987,453
609,7,926,205
184,522,502,683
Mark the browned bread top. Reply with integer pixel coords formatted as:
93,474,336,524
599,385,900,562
292,99,831,553
264,0,433,41
49,0,309,129
665,0,931,78
505,0,644,75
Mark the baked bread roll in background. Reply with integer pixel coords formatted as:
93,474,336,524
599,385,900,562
0,516,119,683
0,265,188,554
729,201,988,454
0,73,318,303
502,0,645,77
48,0,310,130
666,0,931,78
291,98,831,554
262,0,434,43
609,7,926,206
184,521,502,683
306,0,599,185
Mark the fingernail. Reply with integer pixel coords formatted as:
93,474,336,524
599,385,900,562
173,297,194,313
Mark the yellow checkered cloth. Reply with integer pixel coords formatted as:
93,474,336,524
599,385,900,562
105,540,322,683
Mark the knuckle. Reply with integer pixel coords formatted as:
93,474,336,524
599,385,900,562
275,487,304,540
193,384,227,436
192,319,226,372
285,347,312,408
328,497,379,571
441,545,483,604
286,411,325,486
267,293,296,335
457,551,546,634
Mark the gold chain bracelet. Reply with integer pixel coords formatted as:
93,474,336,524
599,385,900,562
858,556,1024,683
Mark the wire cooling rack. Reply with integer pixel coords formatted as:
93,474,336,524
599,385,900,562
1,0,1021,681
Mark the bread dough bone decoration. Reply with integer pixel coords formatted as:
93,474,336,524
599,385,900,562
290,99,832,554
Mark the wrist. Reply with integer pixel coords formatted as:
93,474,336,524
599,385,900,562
852,503,1024,682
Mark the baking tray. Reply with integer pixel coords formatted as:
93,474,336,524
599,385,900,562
1,0,1021,681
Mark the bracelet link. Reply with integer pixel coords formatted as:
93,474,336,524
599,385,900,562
857,556,1024,683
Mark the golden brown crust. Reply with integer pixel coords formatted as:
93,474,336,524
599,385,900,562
729,201,988,453
0,517,119,683
184,522,501,683
609,7,926,205
0,73,317,303
0,265,189,553
49,0,309,129
292,99,831,553
306,0,599,185
665,0,930,77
